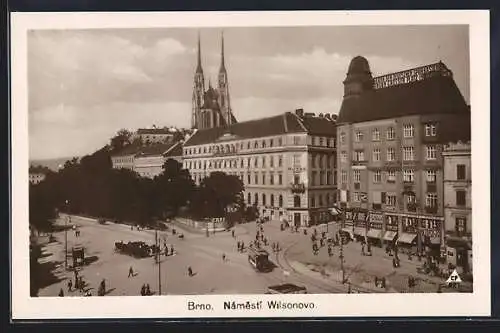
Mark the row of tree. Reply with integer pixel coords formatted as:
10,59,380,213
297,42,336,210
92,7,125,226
29,137,255,232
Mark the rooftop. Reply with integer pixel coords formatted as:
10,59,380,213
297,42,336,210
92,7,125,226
184,110,336,147
338,62,469,124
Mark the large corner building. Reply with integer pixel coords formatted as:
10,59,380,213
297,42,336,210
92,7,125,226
336,56,470,257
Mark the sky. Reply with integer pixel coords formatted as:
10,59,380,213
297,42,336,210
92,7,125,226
28,25,469,160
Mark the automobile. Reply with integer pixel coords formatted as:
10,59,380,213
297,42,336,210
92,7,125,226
266,283,307,294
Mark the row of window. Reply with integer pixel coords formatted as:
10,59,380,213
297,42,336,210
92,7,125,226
246,192,334,208
343,145,438,162
310,171,336,186
311,153,336,169
351,191,439,207
185,155,284,170
341,169,438,184
184,135,337,157
351,190,467,207
247,192,284,207
340,123,438,144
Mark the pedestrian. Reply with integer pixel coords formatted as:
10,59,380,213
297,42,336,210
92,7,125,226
381,277,386,289
361,244,365,256
170,245,174,256
320,238,324,247
241,241,245,251
188,266,193,277
146,284,151,296
232,230,235,238
128,266,134,278
100,279,106,295
222,253,226,262
59,288,64,297
140,284,146,296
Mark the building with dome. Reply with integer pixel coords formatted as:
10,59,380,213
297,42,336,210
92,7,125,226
336,56,470,257
191,33,237,130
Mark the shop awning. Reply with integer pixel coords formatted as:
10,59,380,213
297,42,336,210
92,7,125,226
383,231,398,242
398,233,417,244
353,227,366,237
366,229,382,239
341,227,354,239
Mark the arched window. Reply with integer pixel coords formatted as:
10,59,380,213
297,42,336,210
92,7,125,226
262,194,267,206
270,194,275,207
326,193,330,206
254,193,259,205
294,195,301,208
247,192,251,204
279,195,283,207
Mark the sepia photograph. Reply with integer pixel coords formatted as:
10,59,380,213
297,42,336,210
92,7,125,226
11,10,490,319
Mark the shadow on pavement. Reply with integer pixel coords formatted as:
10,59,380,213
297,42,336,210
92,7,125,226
31,260,64,296
84,255,99,265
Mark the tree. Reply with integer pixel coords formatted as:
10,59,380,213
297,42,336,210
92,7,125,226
192,172,244,219
110,128,132,152
29,183,57,232
154,159,195,218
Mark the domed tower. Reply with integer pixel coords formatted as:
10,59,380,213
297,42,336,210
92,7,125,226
343,56,374,99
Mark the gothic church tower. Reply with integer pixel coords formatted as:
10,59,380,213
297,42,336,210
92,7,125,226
217,33,234,127
191,34,205,129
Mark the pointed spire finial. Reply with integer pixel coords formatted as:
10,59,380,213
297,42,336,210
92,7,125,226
196,31,203,73
219,30,226,72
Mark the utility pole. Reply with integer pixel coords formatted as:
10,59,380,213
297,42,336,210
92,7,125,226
65,199,69,270
340,210,346,284
155,228,162,295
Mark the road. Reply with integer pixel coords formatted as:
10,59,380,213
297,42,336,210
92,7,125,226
37,215,337,296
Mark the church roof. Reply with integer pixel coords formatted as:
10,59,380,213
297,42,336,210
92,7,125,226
338,74,469,124
184,111,335,146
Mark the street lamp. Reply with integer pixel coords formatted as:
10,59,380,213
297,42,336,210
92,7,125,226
64,199,69,269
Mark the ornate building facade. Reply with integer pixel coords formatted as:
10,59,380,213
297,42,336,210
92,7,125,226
191,33,237,130
336,57,470,257
443,141,472,273
183,109,337,227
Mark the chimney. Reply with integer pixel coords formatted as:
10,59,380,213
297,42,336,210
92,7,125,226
295,108,304,117
319,113,324,118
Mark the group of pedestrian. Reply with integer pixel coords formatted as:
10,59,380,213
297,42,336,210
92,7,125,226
140,283,152,296
271,242,280,253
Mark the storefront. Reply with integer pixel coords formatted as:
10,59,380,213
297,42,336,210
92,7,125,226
383,214,399,245
398,215,419,253
367,212,384,246
446,237,472,274
309,208,333,226
420,217,443,258
340,209,355,240
353,209,368,242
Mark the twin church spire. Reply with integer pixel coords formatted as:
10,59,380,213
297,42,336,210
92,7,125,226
191,32,235,130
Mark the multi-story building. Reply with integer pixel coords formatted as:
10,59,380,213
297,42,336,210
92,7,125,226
111,141,183,178
29,165,50,184
134,128,174,145
337,56,470,257
134,141,183,178
443,141,472,273
183,109,337,227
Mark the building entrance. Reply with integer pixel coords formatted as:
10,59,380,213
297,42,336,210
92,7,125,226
294,213,301,227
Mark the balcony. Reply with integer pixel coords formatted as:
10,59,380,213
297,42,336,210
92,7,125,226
290,182,306,194
407,203,418,212
352,160,367,167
